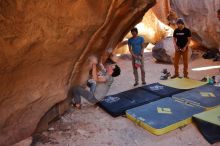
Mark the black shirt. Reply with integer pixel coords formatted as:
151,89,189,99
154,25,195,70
173,27,191,48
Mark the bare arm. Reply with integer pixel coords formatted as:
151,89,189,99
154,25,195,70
173,37,178,50
91,64,98,81
185,37,191,48
141,42,145,56
96,60,107,83
97,76,107,83
182,37,191,52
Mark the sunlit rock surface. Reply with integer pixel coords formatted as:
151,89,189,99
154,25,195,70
114,0,172,55
116,0,220,56
0,0,156,145
171,0,220,49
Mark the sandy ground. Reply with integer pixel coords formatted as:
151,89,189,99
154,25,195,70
33,51,220,146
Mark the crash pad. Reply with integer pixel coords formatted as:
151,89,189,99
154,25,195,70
193,107,220,144
141,83,186,97
160,78,207,90
173,85,220,110
126,98,204,135
99,87,161,117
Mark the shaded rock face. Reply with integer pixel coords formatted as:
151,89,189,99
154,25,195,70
152,37,174,63
0,0,156,145
171,0,220,49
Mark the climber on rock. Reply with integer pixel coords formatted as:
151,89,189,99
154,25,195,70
171,18,191,79
70,56,121,109
128,27,146,87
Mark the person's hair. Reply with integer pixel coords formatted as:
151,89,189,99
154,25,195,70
176,18,184,25
106,58,116,64
131,27,138,34
218,9,220,13
112,65,121,77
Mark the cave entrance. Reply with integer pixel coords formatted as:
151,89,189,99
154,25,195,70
112,1,174,58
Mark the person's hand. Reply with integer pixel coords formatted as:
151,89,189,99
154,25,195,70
89,55,98,65
174,46,179,52
138,55,143,59
133,54,138,58
181,46,187,52
106,48,113,53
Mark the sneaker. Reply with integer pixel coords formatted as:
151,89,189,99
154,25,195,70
201,77,207,82
142,82,146,85
134,82,139,87
166,72,171,77
171,75,179,79
162,69,168,74
160,75,168,80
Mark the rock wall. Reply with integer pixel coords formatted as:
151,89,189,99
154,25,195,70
116,0,220,55
0,0,156,145
171,0,220,49
114,0,172,54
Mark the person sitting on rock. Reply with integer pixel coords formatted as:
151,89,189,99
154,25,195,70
172,18,191,79
70,57,121,109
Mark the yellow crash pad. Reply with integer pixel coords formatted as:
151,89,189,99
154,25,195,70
160,78,207,90
193,106,220,126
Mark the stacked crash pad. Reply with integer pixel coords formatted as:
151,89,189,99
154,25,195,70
99,78,206,117
99,80,192,117
125,78,208,135
99,78,220,143
173,84,220,110
98,87,161,117
193,107,220,144
126,98,204,135
141,82,187,97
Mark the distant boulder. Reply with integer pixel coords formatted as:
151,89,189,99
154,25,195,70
152,37,192,64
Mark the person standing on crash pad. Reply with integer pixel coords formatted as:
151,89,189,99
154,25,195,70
128,27,146,86
172,18,191,79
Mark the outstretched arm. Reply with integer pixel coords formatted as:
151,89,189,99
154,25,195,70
173,37,178,51
91,64,97,81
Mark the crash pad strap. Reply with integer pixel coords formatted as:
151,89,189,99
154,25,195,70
160,78,207,89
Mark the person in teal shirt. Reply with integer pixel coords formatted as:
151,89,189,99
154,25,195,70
128,28,146,86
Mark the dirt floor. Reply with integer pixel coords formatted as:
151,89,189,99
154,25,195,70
33,51,220,146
